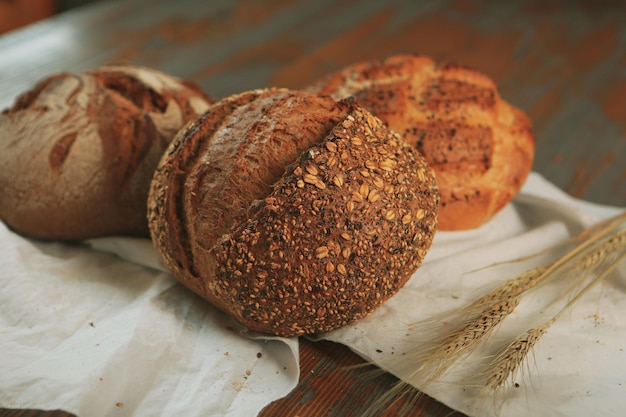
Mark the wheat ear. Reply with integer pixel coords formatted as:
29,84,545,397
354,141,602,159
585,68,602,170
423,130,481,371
363,212,625,415
403,215,626,379
399,265,566,382
409,296,522,383
400,251,592,382
412,211,625,332
483,248,626,390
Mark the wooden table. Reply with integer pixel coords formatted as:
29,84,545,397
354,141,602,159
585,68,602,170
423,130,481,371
1,0,624,416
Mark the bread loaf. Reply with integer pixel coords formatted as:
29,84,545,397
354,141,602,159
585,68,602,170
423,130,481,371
307,54,534,230
0,65,213,240
148,88,439,336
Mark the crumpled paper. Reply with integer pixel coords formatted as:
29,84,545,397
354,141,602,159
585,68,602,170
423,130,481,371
1,172,624,417
0,226,299,416
318,172,626,417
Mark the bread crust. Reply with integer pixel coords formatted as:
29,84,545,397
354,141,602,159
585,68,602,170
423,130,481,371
307,54,535,230
0,65,213,240
148,88,439,336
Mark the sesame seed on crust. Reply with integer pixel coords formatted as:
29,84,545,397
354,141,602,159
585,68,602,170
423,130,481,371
148,89,439,337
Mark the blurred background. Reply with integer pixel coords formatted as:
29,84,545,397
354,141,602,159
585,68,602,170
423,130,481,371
0,0,624,207
0,0,98,33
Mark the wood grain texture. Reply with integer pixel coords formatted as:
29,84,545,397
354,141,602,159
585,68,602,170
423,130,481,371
1,0,624,416
260,339,465,417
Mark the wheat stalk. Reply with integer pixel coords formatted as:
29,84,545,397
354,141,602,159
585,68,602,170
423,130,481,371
472,210,626,270
416,211,626,331
406,296,522,383
397,223,626,384
361,379,423,417
362,211,626,414
482,236,626,391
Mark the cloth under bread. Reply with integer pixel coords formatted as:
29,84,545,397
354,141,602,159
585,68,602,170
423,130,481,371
0,231,299,416
0,172,624,417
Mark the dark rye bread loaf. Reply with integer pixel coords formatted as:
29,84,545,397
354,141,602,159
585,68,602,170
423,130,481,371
0,65,213,240
148,88,439,336
307,54,535,230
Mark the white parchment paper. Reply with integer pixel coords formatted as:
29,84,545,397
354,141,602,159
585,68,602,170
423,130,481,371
1,172,624,417
0,227,299,416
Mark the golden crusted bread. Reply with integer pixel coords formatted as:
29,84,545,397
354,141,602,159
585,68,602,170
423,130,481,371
148,88,439,336
0,65,213,240
307,54,535,230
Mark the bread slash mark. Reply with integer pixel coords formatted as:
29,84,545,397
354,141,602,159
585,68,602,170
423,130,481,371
49,132,78,170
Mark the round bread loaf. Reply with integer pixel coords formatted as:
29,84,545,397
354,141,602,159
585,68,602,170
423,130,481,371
148,88,439,337
307,54,535,230
0,65,213,240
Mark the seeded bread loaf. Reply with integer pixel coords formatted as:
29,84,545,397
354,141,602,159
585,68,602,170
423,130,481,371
148,88,439,337
307,54,534,230
0,65,213,240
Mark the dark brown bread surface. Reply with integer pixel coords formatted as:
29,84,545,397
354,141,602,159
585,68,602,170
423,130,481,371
307,54,535,230
148,88,439,337
0,65,213,240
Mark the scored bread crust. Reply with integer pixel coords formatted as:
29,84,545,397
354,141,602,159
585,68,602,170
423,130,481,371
148,88,439,337
0,65,213,240
307,54,535,230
